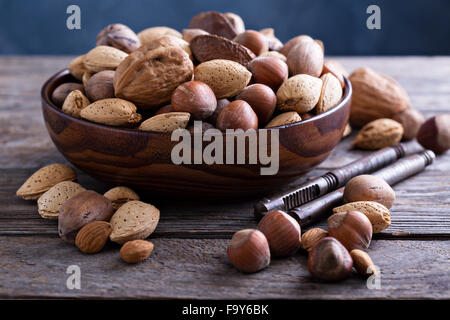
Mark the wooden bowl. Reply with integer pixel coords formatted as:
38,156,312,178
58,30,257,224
41,69,351,199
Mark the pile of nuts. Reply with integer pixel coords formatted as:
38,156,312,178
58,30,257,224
53,11,347,133
227,174,395,281
16,163,158,264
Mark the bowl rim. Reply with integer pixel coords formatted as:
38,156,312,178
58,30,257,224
41,68,352,135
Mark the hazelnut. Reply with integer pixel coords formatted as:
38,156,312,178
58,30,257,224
257,210,301,257
205,99,229,126
350,249,377,277
301,228,328,252
344,175,396,209
96,23,141,53
182,28,210,43
279,35,313,57
276,74,322,113
227,229,270,273
248,57,289,91
216,100,258,131
393,108,425,141
308,237,353,282
85,70,115,102
233,30,268,56
154,104,174,116
171,81,217,120
224,12,246,34
52,82,85,107
327,211,373,251
236,84,276,125
322,59,347,88
287,40,324,77
417,114,450,154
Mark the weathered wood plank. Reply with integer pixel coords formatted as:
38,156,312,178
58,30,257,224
0,236,448,299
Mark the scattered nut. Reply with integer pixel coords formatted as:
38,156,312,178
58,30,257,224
139,112,191,132
37,181,85,219
333,201,391,233
353,118,404,150
301,228,327,252
393,108,425,141
327,211,373,251
75,221,112,254
417,114,450,154
343,175,396,209
350,249,377,277
104,186,140,210
120,240,154,263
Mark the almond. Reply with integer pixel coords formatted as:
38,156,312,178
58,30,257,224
75,221,112,254
114,46,194,111
138,112,190,132
137,26,182,46
120,240,154,263
61,90,90,118
301,228,328,252
194,59,252,99
350,249,377,277
109,201,160,244
353,118,404,150
265,112,301,128
316,73,343,114
80,98,142,127
349,67,411,127
68,55,88,80
190,34,255,66
287,39,324,77
83,46,128,73
16,164,77,200
37,181,85,219
276,74,322,113
104,186,140,210
333,201,391,233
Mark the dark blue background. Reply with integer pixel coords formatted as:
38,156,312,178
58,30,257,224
1,0,449,55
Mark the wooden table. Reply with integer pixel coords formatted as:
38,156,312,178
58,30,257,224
0,56,449,299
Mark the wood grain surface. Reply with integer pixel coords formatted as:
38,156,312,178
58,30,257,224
0,56,449,299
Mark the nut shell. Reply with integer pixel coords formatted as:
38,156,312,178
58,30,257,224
287,39,324,77
279,35,313,57
216,100,258,131
58,190,114,243
120,240,154,263
139,112,190,132
224,12,245,34
194,59,252,99
417,114,450,154
344,175,396,209
322,59,347,88
248,57,288,91
61,90,90,118
96,23,141,53
114,46,193,111
257,210,301,257
80,98,142,127
308,237,353,282
353,118,404,150
393,108,425,141
236,84,276,125
182,28,210,43
104,186,140,211
301,228,328,252
327,211,373,251
171,81,217,120
84,45,128,73
276,74,322,113
85,70,115,102
144,35,192,60
333,201,391,233
75,221,112,254
317,73,343,114
52,82,85,107
265,112,302,128
37,181,85,219
350,249,377,277
227,229,270,273
189,11,238,39
233,30,268,56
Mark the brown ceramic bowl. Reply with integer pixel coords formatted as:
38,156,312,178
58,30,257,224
41,69,351,199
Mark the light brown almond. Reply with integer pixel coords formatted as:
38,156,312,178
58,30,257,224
75,221,112,254
104,186,140,210
61,90,90,118
120,240,154,263
68,55,88,80
83,45,128,73
139,112,190,132
109,201,160,244
301,228,328,252
350,249,377,277
353,118,404,150
276,74,322,113
317,73,343,114
333,201,391,233
137,26,182,46
80,98,142,127
37,181,85,219
16,164,77,200
265,112,302,128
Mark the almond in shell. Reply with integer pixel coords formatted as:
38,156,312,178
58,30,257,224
353,118,404,150
316,73,343,114
194,59,252,99
68,55,88,81
139,112,190,132
83,45,128,73
287,39,324,77
16,164,77,200
301,228,328,252
80,98,142,127
75,221,112,254
120,240,154,263
333,201,391,233
61,89,90,118
37,181,85,219
109,201,160,244
276,74,322,113
265,112,301,128
104,186,140,210
137,26,182,46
